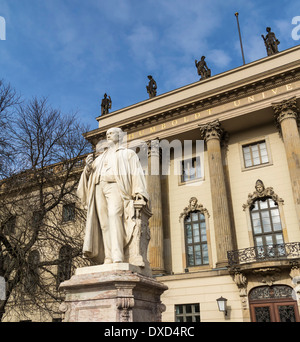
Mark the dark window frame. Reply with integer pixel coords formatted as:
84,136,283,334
175,303,200,322
184,211,209,267
62,203,76,223
181,156,202,183
242,140,269,168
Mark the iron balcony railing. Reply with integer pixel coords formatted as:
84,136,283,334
227,242,300,267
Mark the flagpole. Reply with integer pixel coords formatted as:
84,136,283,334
235,12,245,65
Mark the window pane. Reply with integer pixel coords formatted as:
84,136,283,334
194,245,201,265
196,158,201,178
253,157,260,165
186,305,192,314
193,225,200,243
265,235,274,245
182,157,202,182
259,200,268,209
191,212,198,221
187,247,194,266
261,155,269,163
245,159,253,167
243,146,250,154
275,233,284,244
243,152,251,160
259,142,266,150
186,225,192,244
201,228,207,242
175,305,183,315
255,237,263,246
252,150,259,159
202,245,209,264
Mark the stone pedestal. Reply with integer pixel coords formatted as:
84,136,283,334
59,264,168,322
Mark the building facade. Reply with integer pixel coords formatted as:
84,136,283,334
83,45,300,322
2,45,300,323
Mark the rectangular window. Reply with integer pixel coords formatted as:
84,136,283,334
175,303,200,322
62,203,75,222
242,140,269,168
181,156,201,182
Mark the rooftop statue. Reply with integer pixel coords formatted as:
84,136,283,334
261,27,280,56
195,56,211,81
146,75,157,99
101,93,112,115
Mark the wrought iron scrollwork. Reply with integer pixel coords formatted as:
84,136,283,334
227,242,300,267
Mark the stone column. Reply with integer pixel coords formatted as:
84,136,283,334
199,120,234,267
272,97,300,228
146,139,165,274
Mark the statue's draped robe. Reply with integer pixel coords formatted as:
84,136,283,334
77,147,149,264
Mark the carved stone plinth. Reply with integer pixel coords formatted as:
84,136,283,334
59,264,168,322
124,200,152,276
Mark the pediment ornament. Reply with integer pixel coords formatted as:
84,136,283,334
242,179,284,211
179,197,209,221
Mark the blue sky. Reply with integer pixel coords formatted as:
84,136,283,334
0,0,299,130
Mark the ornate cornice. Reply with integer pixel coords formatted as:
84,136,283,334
243,179,284,211
179,197,210,221
86,67,300,146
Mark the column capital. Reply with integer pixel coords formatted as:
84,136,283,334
146,138,161,159
198,119,224,142
272,96,300,127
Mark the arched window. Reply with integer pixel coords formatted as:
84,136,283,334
243,180,285,258
57,245,72,287
250,198,285,257
184,212,209,266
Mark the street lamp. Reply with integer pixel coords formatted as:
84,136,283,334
216,296,228,316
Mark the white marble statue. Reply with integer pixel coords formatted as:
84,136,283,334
77,127,149,264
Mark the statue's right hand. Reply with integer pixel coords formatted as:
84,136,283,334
85,154,94,170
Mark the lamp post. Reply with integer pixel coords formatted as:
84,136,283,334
216,296,228,317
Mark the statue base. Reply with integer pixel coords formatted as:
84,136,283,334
59,263,168,322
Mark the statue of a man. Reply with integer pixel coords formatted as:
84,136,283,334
101,93,112,115
261,27,280,56
77,127,149,264
146,75,157,98
195,56,211,81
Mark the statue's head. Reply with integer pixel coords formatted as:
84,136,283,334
189,197,198,207
266,27,271,32
255,179,265,193
106,127,125,145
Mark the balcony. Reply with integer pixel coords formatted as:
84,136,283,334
227,242,300,267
